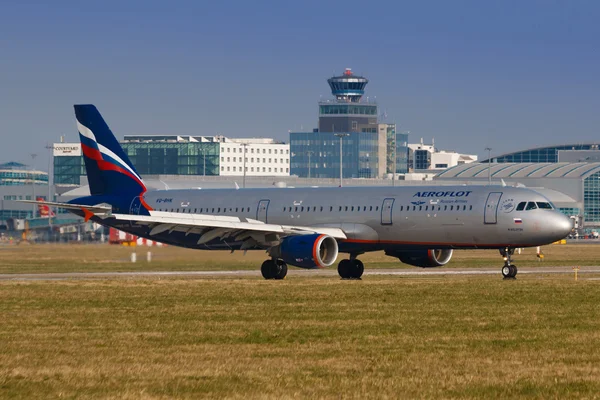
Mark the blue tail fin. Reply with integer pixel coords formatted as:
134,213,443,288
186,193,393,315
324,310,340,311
74,105,146,196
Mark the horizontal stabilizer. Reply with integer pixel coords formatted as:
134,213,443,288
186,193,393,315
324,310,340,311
16,200,112,214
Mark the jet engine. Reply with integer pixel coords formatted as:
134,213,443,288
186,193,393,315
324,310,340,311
272,233,339,269
387,249,453,268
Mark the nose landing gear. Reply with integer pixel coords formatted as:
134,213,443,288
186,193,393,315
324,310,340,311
500,248,517,279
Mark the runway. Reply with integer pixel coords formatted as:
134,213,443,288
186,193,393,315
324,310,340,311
1,266,600,281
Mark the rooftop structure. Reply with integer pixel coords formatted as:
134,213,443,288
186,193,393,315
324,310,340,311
327,68,369,103
480,143,600,163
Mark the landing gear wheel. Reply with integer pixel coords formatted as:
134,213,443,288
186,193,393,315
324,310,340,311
338,259,351,279
502,263,518,279
274,260,288,280
261,260,276,280
500,248,518,279
338,259,364,279
350,259,364,279
261,259,288,280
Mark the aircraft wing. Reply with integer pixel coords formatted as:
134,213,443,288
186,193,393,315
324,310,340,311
110,211,347,246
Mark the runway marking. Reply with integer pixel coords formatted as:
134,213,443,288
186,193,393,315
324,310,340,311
1,267,600,281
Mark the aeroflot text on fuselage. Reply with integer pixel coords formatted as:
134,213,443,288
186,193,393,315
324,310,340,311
412,191,473,198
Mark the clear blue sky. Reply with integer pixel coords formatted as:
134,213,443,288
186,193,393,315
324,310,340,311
1,0,599,170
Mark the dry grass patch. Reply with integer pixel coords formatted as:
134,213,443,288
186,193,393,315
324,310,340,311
1,243,599,274
1,275,600,398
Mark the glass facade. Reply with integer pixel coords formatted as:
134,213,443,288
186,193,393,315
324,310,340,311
414,149,431,170
54,142,221,185
122,142,219,176
487,144,600,163
54,156,85,185
319,104,378,116
584,171,600,223
290,132,379,179
385,126,408,174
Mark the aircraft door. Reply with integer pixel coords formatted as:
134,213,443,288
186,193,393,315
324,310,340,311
484,192,503,224
257,199,270,223
381,198,395,225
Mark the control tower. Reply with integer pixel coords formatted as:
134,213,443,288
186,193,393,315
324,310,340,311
327,68,369,103
318,68,378,133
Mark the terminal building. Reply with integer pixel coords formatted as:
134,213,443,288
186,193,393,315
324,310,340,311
408,139,477,171
54,135,290,187
290,69,409,179
436,161,600,231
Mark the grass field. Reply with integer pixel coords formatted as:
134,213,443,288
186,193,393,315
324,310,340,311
1,244,600,399
0,242,599,274
1,274,600,399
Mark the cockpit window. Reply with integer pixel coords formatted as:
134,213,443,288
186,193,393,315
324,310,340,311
536,202,553,210
525,202,538,210
516,202,526,211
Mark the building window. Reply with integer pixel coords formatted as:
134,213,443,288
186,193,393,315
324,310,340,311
221,157,224,161
263,167,266,172
233,166,236,172
227,167,230,171
263,149,266,154
221,166,224,171
233,148,236,153
227,157,230,162
251,167,254,172
269,168,272,172
233,157,236,162
227,148,230,152
269,149,272,154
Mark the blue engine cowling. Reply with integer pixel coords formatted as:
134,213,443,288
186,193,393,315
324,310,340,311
278,234,339,269
386,249,453,268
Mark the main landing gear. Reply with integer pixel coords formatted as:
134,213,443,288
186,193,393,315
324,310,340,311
261,259,288,280
338,255,364,279
500,248,518,279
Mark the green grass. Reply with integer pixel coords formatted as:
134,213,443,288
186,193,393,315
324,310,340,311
0,243,599,274
1,275,600,398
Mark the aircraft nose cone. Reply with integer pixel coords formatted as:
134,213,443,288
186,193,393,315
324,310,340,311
553,213,574,239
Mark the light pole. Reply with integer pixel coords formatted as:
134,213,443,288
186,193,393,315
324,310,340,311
241,143,248,188
30,153,37,218
334,133,349,187
485,147,492,185
306,151,314,179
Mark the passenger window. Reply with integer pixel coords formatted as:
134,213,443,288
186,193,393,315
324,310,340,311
295,206,298,212
469,205,472,210
419,206,422,211
463,205,466,211
313,206,316,212
536,202,553,209
345,206,348,211
450,206,454,211
526,202,538,211
320,206,323,212
376,206,379,211
330,206,333,212
211,208,215,213
339,206,342,212
363,206,367,211
516,202,526,211
413,206,416,211
351,206,354,211
400,206,403,211
370,206,373,211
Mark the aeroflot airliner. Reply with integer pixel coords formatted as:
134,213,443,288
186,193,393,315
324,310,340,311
27,105,573,280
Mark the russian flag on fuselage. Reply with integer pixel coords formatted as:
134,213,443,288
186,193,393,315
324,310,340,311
75,105,146,197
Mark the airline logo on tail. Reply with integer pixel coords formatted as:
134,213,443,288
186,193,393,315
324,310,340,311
77,119,145,190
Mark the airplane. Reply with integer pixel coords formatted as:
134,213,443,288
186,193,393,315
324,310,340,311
23,105,574,280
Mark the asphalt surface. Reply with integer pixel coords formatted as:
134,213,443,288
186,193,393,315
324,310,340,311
1,266,600,281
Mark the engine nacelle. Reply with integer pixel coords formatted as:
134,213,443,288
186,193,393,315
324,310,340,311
275,234,339,269
388,249,453,268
